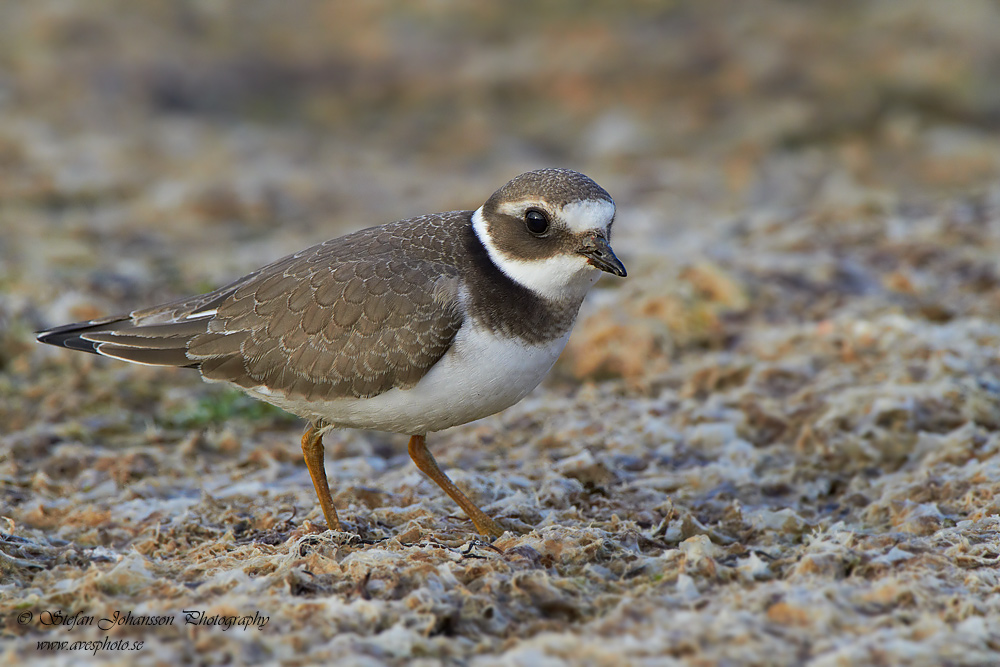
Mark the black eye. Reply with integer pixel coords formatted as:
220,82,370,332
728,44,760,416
524,209,550,235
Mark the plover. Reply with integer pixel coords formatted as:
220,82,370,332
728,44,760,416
36,168,626,539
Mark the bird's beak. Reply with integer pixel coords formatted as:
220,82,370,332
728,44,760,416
578,233,627,277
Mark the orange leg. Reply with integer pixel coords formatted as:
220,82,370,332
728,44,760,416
301,422,340,531
407,434,503,540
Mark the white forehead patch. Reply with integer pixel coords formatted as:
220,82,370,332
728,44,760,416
472,206,600,301
560,198,616,234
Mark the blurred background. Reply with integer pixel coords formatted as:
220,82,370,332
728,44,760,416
4,4,1000,663
3,0,1000,434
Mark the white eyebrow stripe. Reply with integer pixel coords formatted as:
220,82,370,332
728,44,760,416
496,200,545,217
496,198,615,235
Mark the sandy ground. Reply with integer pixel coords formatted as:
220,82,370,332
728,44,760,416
3,2,1000,665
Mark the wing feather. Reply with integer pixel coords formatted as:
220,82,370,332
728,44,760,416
36,212,470,404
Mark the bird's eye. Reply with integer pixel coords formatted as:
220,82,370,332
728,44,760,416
524,209,550,235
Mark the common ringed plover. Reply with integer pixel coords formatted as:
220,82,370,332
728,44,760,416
36,168,626,539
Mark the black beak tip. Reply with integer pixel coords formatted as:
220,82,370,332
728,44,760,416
584,255,627,277
580,238,627,278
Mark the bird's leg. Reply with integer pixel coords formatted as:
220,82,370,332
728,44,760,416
301,422,340,531
407,434,504,540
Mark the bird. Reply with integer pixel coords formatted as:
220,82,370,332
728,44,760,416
36,168,626,540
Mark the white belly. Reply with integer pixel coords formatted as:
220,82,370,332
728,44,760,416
245,322,571,434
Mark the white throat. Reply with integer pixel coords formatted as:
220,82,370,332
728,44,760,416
471,206,600,302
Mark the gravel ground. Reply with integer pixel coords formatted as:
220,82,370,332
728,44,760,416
3,2,1000,665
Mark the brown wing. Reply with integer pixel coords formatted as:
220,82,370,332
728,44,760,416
37,216,467,401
